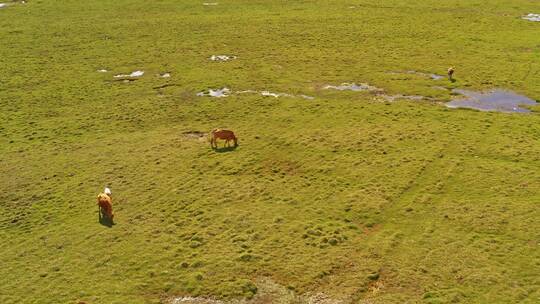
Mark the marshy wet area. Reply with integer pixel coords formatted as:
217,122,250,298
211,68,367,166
324,82,431,102
196,88,231,98
261,91,292,98
389,70,444,80
379,94,428,102
432,86,449,91
242,90,314,99
410,71,444,80
324,83,383,92
522,13,540,22
198,88,314,99
446,89,537,113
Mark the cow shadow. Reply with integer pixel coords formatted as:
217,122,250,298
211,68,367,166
212,145,238,153
98,211,114,228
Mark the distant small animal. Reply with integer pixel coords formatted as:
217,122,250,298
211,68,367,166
97,189,114,221
447,67,455,80
210,128,238,148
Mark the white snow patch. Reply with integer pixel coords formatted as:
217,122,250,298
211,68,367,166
114,70,144,78
261,91,293,98
237,90,311,99
236,90,258,94
197,88,231,98
210,55,236,61
522,13,540,22
300,94,315,100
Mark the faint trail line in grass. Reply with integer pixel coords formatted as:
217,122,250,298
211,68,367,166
364,141,460,236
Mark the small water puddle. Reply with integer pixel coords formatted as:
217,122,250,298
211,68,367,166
210,55,236,61
324,83,382,92
203,3,218,6
523,13,540,22
196,88,231,98
159,72,171,78
0,3,7,9
114,70,144,78
446,89,537,113
97,69,108,73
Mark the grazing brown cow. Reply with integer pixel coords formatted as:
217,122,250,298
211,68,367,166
210,128,238,148
447,67,455,80
97,192,114,221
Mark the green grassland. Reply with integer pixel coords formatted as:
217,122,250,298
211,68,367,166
1,0,539,303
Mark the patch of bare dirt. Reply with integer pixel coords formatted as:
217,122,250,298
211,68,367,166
167,278,344,304
182,131,208,142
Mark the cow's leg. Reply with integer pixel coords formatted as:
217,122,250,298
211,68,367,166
107,206,113,218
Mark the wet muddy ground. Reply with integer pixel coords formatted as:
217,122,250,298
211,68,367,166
324,82,432,103
168,279,342,304
182,131,207,141
324,83,382,92
389,70,444,80
379,94,428,102
199,88,314,99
